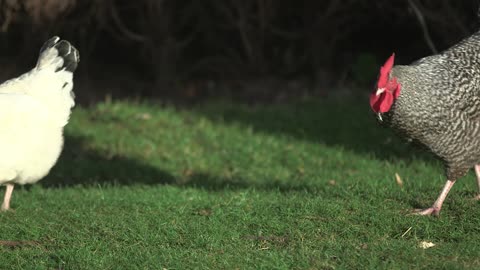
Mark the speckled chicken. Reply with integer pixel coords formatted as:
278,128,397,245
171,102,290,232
370,31,480,216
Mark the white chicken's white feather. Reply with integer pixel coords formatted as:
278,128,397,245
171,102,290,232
0,37,79,186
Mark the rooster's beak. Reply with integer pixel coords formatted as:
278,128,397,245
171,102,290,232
376,88,386,96
376,112,383,122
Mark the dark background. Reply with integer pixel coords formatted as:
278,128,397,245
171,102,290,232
0,0,479,104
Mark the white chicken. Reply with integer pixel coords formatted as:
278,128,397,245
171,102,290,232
0,36,79,210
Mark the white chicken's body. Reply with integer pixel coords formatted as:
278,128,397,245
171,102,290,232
0,95,64,185
0,36,79,209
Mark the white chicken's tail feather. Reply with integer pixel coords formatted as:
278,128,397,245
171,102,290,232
36,36,80,73
0,36,80,126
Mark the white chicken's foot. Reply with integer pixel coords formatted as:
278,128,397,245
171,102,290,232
413,179,455,216
1,183,14,211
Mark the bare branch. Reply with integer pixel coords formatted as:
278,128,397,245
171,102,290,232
109,1,148,42
407,0,438,54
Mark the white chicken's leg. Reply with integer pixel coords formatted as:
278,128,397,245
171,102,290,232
415,179,455,216
1,184,14,211
473,165,480,200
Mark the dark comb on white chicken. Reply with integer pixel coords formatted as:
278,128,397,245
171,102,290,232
0,36,79,211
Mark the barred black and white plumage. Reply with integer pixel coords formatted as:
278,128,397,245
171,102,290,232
370,29,480,216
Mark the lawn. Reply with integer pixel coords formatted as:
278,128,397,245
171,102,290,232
1,95,480,269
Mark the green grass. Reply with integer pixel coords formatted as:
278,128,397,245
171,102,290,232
1,96,480,269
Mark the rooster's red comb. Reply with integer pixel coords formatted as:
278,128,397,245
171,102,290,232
377,53,395,88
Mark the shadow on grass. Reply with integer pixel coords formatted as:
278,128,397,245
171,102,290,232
43,135,176,188
182,172,323,193
43,135,321,193
192,95,435,163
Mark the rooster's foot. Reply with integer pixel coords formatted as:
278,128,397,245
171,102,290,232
413,207,440,216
